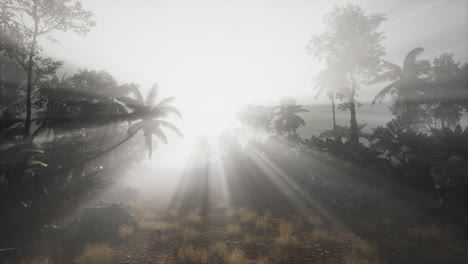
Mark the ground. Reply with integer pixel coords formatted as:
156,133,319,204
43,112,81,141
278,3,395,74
23,138,468,264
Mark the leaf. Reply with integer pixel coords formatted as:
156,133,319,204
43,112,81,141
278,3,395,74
26,160,48,168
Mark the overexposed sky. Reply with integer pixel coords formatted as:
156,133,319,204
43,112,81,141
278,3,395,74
42,0,468,132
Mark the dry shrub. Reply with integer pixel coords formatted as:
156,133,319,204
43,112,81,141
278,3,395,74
183,227,201,241
307,216,322,228
177,244,208,263
255,211,272,230
76,243,113,264
139,220,178,231
118,225,134,238
243,234,255,244
157,254,171,264
239,208,258,224
185,208,203,224
225,224,242,235
20,256,53,264
227,249,249,264
344,238,379,264
310,228,330,242
226,207,238,217
255,256,269,264
275,222,298,246
210,241,229,258
167,208,180,218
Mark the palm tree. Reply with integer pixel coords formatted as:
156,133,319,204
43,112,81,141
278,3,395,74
312,67,347,133
117,84,183,158
370,47,432,115
273,98,308,137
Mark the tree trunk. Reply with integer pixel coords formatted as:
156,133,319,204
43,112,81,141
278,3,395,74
331,93,336,132
23,7,39,138
349,88,359,144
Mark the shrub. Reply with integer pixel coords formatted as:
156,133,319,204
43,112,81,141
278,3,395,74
275,222,298,246
239,208,258,224
177,244,208,263
185,208,203,224
255,211,272,230
210,241,229,258
20,256,53,264
76,244,113,264
225,224,242,235
227,249,249,264
183,227,201,241
118,225,134,238
255,256,269,264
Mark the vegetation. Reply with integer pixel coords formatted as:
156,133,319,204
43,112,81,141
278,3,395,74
1,1,467,263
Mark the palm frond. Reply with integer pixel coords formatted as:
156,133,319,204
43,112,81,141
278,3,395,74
145,84,159,107
153,127,168,144
369,70,401,85
372,79,402,105
403,47,425,74
156,120,183,137
152,105,183,118
117,96,146,112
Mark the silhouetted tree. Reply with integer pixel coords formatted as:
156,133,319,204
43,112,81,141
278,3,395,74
312,65,347,133
370,47,432,119
309,4,385,144
118,84,183,158
273,98,308,137
430,53,465,128
0,0,95,137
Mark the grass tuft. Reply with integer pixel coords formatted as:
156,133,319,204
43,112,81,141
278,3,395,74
118,225,134,238
238,207,258,224
275,221,298,246
20,256,53,264
255,211,272,230
255,256,269,264
76,243,113,264
227,248,249,264
210,241,229,258
177,244,208,263
183,227,201,241
225,224,242,235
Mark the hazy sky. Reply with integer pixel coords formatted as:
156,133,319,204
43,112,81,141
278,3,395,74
42,0,468,131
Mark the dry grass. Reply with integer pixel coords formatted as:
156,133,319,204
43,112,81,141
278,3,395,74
185,208,203,224
183,227,201,241
20,256,53,264
118,225,134,238
139,220,178,231
255,211,272,230
243,234,255,244
275,221,298,246
255,256,269,264
76,243,113,264
238,207,258,224
177,244,209,263
225,224,242,235
226,249,249,264
310,228,330,242
157,254,171,264
344,238,379,264
210,241,229,258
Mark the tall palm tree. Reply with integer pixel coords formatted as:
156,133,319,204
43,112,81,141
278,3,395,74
370,47,431,115
273,98,308,137
117,84,183,158
313,67,347,132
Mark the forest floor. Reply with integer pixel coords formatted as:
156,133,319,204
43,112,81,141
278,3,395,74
24,139,468,264
105,142,468,264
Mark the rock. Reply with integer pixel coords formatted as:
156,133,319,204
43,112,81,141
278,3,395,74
77,203,138,240
0,248,20,264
